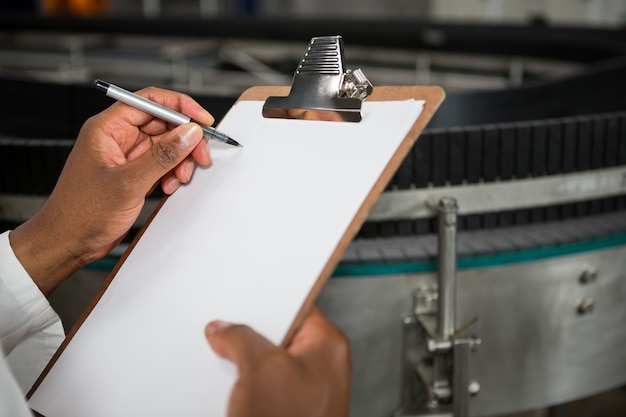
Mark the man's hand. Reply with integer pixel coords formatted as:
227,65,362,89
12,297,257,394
10,87,213,294
205,307,352,417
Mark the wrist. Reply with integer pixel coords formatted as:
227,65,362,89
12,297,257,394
10,212,89,295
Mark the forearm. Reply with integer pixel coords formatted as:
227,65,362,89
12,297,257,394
9,210,89,296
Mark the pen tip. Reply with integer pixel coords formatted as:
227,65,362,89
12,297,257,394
227,137,243,148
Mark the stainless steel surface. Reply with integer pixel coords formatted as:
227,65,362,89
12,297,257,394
317,245,626,417
367,166,626,221
457,246,626,415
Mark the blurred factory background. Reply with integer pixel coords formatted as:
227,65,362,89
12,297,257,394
3,0,626,23
1,1,625,417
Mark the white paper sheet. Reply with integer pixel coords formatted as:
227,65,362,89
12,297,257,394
28,99,424,417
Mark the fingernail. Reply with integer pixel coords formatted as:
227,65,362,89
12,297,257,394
180,124,202,147
206,320,232,334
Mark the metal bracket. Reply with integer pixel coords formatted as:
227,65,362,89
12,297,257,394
394,197,481,417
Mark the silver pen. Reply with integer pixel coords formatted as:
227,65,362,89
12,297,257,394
93,79,242,147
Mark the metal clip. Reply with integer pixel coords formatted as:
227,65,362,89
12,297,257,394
339,68,373,100
262,35,373,122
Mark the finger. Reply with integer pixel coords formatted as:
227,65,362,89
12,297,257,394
173,146,210,184
288,307,351,362
95,82,214,126
100,87,215,133
135,87,215,127
123,124,210,168
126,123,203,192
190,138,212,166
174,157,196,184
168,148,210,191
287,307,330,351
161,172,182,195
125,134,153,162
205,321,276,366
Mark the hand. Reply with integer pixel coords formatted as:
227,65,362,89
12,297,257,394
10,87,213,294
205,307,352,417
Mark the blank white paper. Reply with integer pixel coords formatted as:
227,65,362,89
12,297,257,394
28,99,424,417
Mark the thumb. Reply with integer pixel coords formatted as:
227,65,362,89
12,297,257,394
129,123,203,190
205,321,276,366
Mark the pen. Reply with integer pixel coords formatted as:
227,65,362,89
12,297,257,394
93,79,242,147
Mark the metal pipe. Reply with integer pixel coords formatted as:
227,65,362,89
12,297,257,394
437,196,458,341
453,340,470,417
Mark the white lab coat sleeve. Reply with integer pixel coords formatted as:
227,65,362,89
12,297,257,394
0,354,33,417
0,230,65,393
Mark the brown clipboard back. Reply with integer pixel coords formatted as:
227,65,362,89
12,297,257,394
28,85,444,405
237,85,445,345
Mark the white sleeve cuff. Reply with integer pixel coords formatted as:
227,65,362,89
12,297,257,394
0,230,63,355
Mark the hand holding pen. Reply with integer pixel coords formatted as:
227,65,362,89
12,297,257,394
94,80,242,147
13,86,214,292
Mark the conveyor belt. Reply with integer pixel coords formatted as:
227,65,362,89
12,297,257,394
338,211,626,275
0,136,73,196
2,109,625,243
361,110,626,238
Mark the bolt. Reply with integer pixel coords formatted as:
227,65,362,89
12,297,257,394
468,380,481,396
414,287,439,315
580,267,598,284
428,338,452,353
470,337,482,352
432,381,451,400
577,297,595,315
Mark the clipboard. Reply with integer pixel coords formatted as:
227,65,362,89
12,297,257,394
27,36,444,417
